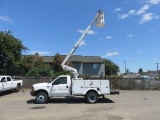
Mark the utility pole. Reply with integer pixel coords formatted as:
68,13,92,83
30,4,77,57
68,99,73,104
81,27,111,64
156,63,159,72
124,60,126,73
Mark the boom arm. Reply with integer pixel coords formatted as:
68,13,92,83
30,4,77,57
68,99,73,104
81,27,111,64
61,10,104,78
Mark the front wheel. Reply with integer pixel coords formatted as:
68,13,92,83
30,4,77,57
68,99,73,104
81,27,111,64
36,92,48,104
86,92,98,103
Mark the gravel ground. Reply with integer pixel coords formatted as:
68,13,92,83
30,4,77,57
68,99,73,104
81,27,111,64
0,90,160,120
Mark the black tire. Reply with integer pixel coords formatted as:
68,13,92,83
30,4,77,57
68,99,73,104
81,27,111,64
86,92,98,103
36,92,48,104
15,84,21,92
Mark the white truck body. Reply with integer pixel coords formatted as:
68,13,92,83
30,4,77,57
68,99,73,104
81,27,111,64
0,76,23,92
31,75,110,103
72,79,110,95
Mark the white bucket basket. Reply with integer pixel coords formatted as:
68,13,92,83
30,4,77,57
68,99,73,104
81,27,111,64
96,12,105,27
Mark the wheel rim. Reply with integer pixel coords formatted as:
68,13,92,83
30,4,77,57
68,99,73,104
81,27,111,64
37,95,45,103
89,94,96,102
16,86,20,91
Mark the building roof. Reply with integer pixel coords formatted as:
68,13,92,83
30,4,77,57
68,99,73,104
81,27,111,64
22,55,104,63
145,70,160,78
123,73,140,78
123,71,160,78
42,55,104,63
42,56,54,63
69,55,104,63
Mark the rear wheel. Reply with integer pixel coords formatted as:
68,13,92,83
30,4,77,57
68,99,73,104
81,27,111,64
86,92,98,103
36,92,48,104
15,84,21,92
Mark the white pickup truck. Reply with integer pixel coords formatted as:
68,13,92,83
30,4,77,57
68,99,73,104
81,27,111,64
0,75,23,92
30,75,110,104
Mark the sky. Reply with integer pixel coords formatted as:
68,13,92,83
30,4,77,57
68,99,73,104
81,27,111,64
0,0,160,73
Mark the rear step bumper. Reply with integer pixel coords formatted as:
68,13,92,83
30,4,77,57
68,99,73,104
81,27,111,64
110,90,120,95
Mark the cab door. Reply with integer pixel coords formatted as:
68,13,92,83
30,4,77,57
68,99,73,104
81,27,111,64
50,77,70,96
1,77,9,90
6,77,12,89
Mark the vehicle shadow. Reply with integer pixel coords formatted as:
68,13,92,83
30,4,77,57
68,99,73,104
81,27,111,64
27,96,115,104
0,91,15,97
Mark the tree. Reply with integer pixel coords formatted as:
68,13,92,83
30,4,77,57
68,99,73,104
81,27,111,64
138,68,143,75
104,59,120,76
0,31,28,75
52,53,64,72
126,69,129,73
25,55,51,77
26,64,51,77
52,53,72,77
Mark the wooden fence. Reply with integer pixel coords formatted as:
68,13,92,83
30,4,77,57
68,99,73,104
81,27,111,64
110,78,160,90
14,76,160,90
13,76,53,88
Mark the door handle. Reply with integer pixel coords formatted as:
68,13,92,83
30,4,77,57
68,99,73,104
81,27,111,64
66,85,68,88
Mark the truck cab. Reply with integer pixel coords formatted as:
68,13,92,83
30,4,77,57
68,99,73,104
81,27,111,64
50,75,71,96
31,75,72,97
31,75,71,95
0,76,13,92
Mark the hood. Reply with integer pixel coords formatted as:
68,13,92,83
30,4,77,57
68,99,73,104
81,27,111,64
33,83,50,88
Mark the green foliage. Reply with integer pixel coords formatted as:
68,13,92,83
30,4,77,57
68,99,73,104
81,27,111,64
21,56,34,73
0,31,28,75
26,64,51,77
26,67,39,77
25,55,51,77
51,53,72,77
52,71,71,78
138,68,144,75
104,59,120,76
126,69,129,73
52,53,63,72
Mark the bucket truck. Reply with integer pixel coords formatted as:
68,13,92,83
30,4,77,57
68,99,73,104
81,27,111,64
30,10,114,104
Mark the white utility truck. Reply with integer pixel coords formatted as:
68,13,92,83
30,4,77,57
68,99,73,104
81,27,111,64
31,10,112,104
0,75,23,92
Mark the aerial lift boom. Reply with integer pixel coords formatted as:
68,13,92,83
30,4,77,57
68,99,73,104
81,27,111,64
61,10,105,78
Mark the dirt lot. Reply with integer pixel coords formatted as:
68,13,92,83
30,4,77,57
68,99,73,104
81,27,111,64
0,90,160,120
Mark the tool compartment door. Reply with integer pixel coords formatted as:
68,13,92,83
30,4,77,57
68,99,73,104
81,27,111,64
84,80,101,88
100,80,110,94
72,80,84,95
